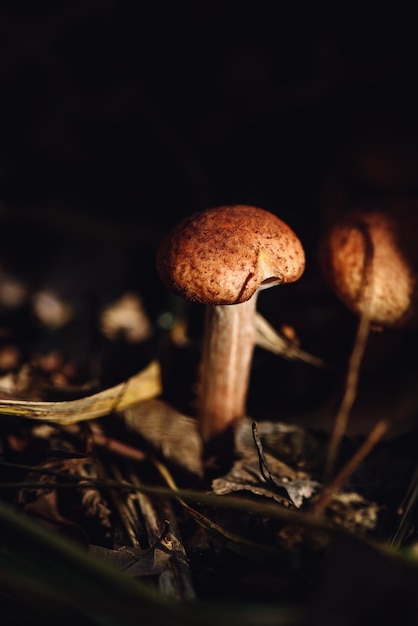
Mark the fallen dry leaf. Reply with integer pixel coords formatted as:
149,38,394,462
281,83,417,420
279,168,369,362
123,399,203,477
212,452,319,508
0,360,162,424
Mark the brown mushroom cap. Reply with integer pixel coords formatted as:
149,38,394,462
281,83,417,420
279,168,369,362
320,203,418,327
156,205,305,305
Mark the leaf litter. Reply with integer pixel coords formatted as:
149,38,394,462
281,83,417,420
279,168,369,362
0,222,418,626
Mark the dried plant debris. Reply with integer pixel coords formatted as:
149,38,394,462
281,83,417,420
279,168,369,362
17,456,112,542
0,360,162,424
212,453,319,509
235,417,326,469
32,290,74,328
0,363,34,397
216,420,384,540
99,292,153,343
213,421,319,509
321,491,380,534
255,312,325,367
0,268,28,309
123,399,203,477
89,543,173,577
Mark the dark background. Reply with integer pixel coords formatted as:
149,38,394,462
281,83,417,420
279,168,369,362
1,2,417,230
1,1,418,411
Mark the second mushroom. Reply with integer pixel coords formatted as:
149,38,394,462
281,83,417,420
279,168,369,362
157,205,305,443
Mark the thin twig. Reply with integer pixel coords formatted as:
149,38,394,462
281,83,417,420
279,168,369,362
89,426,147,463
312,418,390,515
323,221,374,480
129,469,196,600
390,463,418,549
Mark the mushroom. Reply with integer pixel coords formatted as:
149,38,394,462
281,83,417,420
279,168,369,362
319,199,418,477
319,199,418,328
156,205,305,443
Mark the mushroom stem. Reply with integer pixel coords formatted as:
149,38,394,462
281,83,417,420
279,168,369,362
198,297,257,442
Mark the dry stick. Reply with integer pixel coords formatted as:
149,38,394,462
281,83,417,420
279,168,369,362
323,311,372,480
312,418,390,515
89,426,147,463
152,457,273,561
105,460,195,601
128,469,196,601
108,463,142,548
323,221,375,481
390,463,418,549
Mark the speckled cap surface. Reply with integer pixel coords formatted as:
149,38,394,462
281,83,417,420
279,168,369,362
320,201,418,327
156,205,305,305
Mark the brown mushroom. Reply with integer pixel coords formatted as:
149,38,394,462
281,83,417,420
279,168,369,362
319,199,418,478
157,205,305,443
319,199,418,328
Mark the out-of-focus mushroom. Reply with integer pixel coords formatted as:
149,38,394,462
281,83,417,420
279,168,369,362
319,199,418,477
156,205,305,443
319,199,418,329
